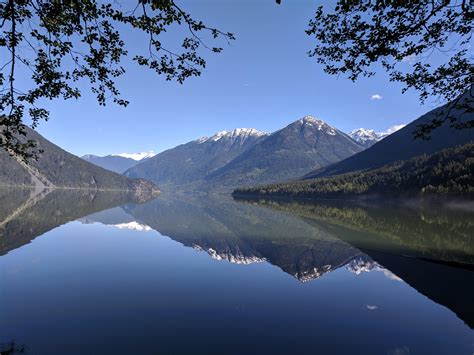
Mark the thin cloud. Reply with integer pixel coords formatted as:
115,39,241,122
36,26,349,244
385,124,406,134
371,94,383,100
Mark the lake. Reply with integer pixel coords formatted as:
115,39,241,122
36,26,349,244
0,188,473,354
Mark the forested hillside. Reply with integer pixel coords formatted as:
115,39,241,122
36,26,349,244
234,142,474,199
0,127,159,194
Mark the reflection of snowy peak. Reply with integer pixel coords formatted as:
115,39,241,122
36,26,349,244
296,265,334,283
79,215,152,232
295,256,379,282
346,257,379,275
346,257,403,281
193,245,266,265
113,221,152,232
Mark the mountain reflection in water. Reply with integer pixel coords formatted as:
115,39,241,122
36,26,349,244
0,188,472,354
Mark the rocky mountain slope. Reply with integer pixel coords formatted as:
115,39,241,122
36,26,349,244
124,128,268,188
204,116,364,189
348,125,406,148
0,127,159,195
348,128,388,148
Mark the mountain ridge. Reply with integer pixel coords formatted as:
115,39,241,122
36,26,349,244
82,152,155,174
126,116,366,191
0,127,160,197
124,127,269,188
201,116,365,190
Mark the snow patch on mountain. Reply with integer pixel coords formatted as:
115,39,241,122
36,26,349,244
349,124,406,147
349,128,383,144
197,128,268,144
111,151,156,161
299,115,338,135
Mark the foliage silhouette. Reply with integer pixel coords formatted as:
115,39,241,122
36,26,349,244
0,0,234,159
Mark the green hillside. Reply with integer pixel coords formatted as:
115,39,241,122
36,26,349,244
234,142,474,199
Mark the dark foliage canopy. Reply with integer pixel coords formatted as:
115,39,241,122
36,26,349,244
0,0,234,160
305,0,473,138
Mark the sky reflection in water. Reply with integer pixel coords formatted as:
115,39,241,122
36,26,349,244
0,189,472,355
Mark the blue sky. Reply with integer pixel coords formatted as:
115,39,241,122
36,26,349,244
35,0,436,156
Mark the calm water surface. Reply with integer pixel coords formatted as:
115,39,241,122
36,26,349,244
0,188,473,354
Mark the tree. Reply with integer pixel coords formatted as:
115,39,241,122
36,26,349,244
304,1,473,138
0,0,234,160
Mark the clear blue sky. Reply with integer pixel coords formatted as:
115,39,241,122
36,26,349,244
35,0,436,157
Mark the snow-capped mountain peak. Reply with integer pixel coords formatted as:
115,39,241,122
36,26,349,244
209,130,229,142
349,128,381,142
299,115,337,135
111,151,156,161
349,124,406,148
197,128,268,144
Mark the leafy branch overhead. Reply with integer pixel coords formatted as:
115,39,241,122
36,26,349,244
0,0,234,160
305,1,473,138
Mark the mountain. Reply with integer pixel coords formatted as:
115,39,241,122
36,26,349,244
0,127,160,195
348,128,388,148
112,151,156,160
124,128,268,188
82,151,155,174
123,194,368,282
233,142,474,199
306,92,474,179
348,125,406,148
203,116,364,189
